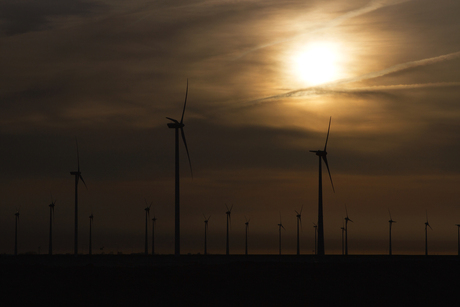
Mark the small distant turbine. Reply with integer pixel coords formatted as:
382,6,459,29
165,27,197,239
14,209,20,256
278,215,286,255
344,206,353,256
49,198,56,255
244,216,250,256
295,206,303,255
144,200,152,255
388,209,396,256
89,213,93,255
203,214,211,255
225,204,233,255
152,214,157,256
425,210,432,256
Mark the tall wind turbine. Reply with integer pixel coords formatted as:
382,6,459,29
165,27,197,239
295,206,303,255
278,215,286,255
203,214,210,255
14,209,19,256
456,224,460,256
166,80,193,257
313,223,317,255
344,206,353,256
49,198,56,255
388,209,396,256
244,216,250,256
309,117,334,256
425,210,432,256
144,200,152,255
225,204,233,255
89,213,93,255
152,214,157,256
70,138,87,256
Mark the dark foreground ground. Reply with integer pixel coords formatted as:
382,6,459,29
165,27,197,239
1,254,459,306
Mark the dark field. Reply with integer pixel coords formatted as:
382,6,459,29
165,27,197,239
1,255,459,306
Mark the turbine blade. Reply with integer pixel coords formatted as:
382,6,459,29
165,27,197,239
75,137,80,171
180,79,188,124
180,127,193,177
80,175,88,189
230,204,233,213
322,155,334,192
324,116,331,152
300,205,303,214
166,117,179,123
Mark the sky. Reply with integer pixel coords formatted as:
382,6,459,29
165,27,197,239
1,0,460,255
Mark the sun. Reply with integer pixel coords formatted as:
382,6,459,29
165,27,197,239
293,42,341,86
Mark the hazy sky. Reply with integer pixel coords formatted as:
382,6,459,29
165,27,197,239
2,0,460,255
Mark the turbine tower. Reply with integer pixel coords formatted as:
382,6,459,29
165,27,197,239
89,213,93,255
144,200,152,255
295,206,303,255
425,210,432,256
313,223,317,255
388,209,396,256
70,138,87,256
152,214,157,256
14,209,19,256
225,204,233,255
203,214,210,255
344,206,353,256
166,80,193,257
278,215,285,255
244,216,250,256
49,198,56,255
309,117,334,256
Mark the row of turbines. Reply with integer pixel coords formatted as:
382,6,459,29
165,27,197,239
9,81,460,256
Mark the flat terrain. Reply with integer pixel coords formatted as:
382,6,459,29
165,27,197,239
1,255,459,306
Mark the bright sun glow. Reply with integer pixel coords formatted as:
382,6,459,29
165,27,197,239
293,42,341,86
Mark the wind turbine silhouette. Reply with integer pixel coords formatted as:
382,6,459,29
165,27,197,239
151,214,157,256
341,220,345,255
344,206,353,256
295,206,303,255
225,204,233,255
388,209,396,256
14,209,19,256
425,210,432,256
313,223,317,255
309,117,334,256
166,80,193,257
70,138,87,256
89,213,93,255
278,214,286,255
144,200,152,255
49,198,56,255
456,224,460,256
244,216,250,256
203,214,210,255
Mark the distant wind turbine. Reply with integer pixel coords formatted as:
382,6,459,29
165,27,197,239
278,214,286,255
49,198,56,255
309,117,334,256
313,223,317,255
89,213,93,255
456,224,460,256
70,138,87,256
425,210,432,256
344,206,353,256
245,216,250,256
14,209,19,256
295,206,303,255
152,214,157,256
144,200,152,255
166,80,193,257
388,209,396,256
225,204,233,255
203,214,210,255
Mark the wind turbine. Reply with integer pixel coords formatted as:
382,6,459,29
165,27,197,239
344,206,353,256
225,204,233,255
456,224,460,256
70,138,87,256
152,214,157,256
309,117,334,256
166,80,193,257
425,210,432,256
203,214,210,255
49,198,56,255
89,213,93,255
295,206,303,255
313,223,317,255
278,214,286,255
144,200,152,255
244,216,250,256
388,209,396,256
341,221,345,255
14,209,19,256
